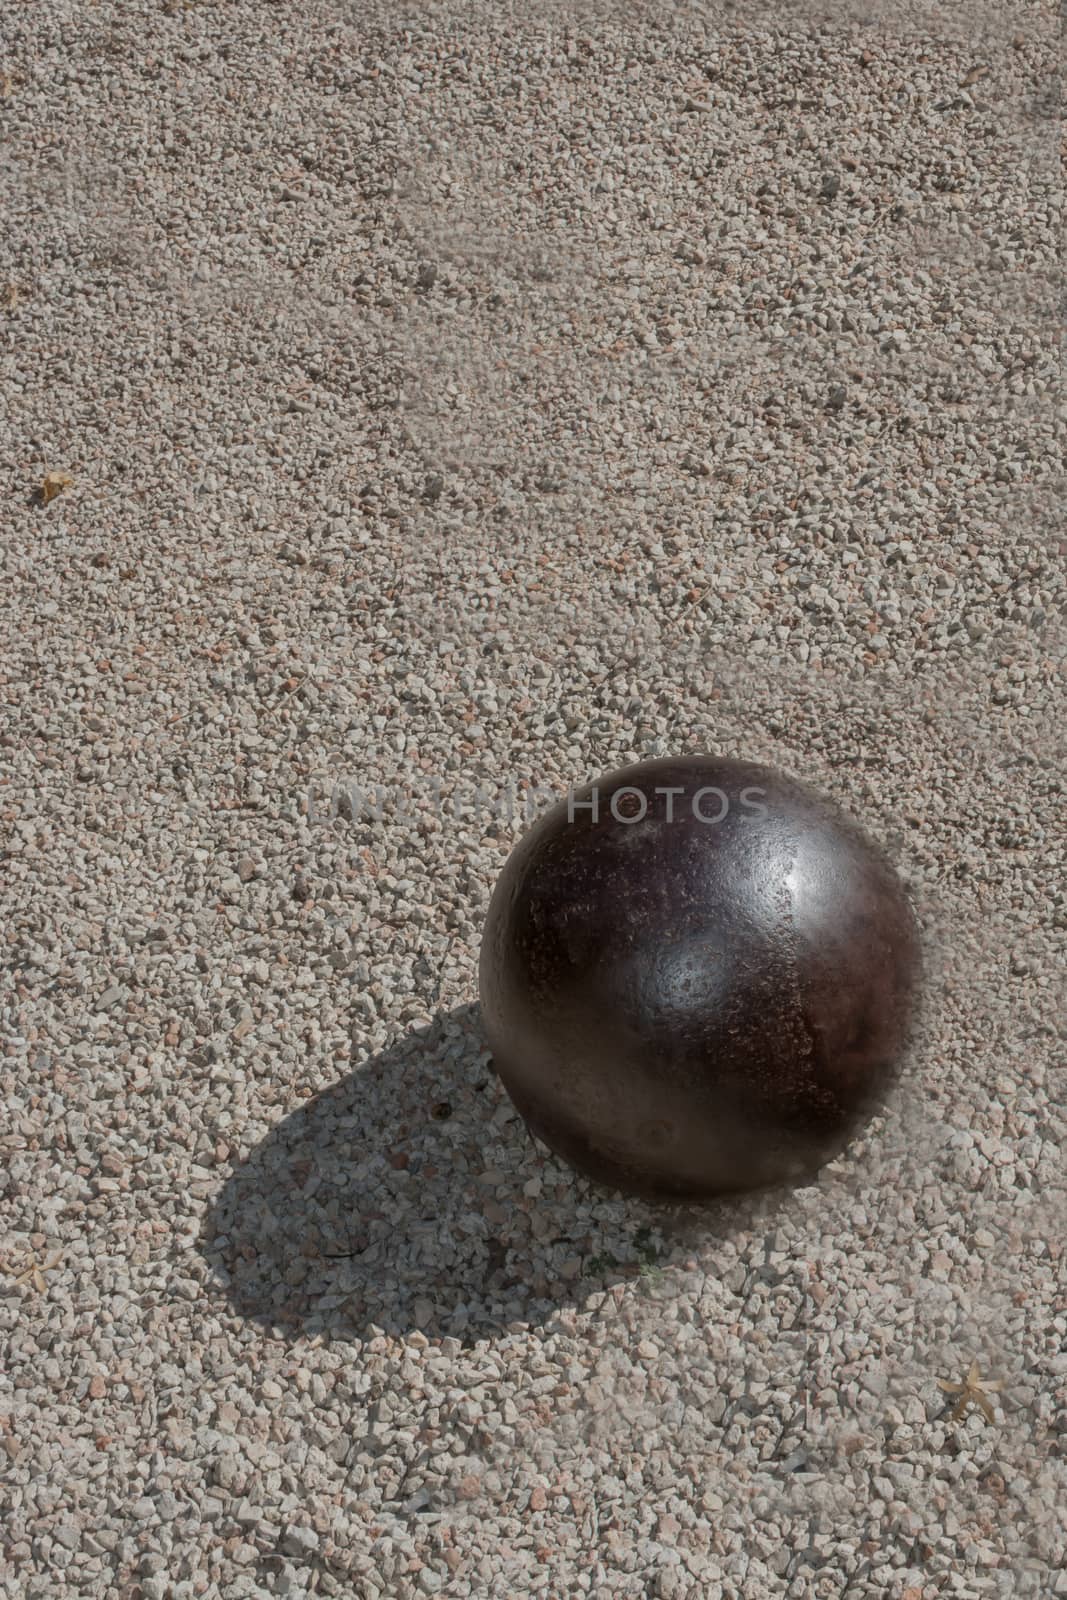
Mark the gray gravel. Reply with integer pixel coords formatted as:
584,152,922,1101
1,2,1064,1598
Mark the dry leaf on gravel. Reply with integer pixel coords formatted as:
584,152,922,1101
39,471,73,504
938,1359,1004,1425
6,1251,63,1294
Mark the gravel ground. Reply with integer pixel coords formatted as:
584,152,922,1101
1,2,1064,1597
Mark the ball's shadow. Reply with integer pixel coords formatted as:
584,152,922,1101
201,1002,801,1346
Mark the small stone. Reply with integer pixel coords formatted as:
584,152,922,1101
274,1574,306,1599
282,1525,320,1558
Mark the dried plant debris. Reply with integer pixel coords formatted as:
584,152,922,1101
4,1250,63,1295
938,1358,1004,1425
38,470,73,505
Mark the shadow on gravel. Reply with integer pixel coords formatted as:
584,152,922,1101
200,1002,787,1346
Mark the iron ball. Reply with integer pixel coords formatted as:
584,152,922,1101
478,755,922,1200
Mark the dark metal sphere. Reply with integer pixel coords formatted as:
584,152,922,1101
479,756,921,1200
